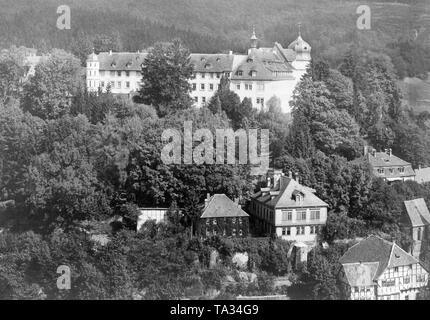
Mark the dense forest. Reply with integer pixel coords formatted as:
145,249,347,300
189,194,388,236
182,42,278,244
0,0,429,77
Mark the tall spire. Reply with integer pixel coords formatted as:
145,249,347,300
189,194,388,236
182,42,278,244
297,22,302,37
250,25,258,49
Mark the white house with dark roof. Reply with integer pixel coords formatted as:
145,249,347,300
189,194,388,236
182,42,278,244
86,28,311,113
365,147,415,182
249,170,328,244
403,198,430,259
340,235,428,300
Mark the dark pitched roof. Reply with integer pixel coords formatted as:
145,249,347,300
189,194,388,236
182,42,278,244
98,52,148,71
189,54,234,73
201,194,249,219
273,42,296,62
404,198,430,227
232,48,294,81
414,167,430,184
252,176,328,209
339,235,418,281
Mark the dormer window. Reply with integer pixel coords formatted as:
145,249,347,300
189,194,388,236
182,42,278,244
250,70,257,77
204,63,212,69
126,61,132,67
216,57,221,62
111,62,116,67
247,58,253,63
293,190,304,203
200,57,206,61
237,70,243,76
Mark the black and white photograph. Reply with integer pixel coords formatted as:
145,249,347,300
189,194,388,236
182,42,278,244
0,0,430,306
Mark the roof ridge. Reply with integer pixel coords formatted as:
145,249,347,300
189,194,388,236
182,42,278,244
392,242,419,264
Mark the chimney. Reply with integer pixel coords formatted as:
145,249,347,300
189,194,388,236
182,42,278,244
363,145,368,156
295,172,300,184
371,148,376,157
389,148,392,157
267,177,271,187
204,193,211,207
273,169,283,189
288,171,292,179
234,197,240,207
109,50,112,55
229,50,233,55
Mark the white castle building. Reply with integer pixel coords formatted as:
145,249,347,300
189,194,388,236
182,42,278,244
86,29,311,113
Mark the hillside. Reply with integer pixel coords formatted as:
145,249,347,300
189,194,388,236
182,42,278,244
0,0,429,54
400,74,430,114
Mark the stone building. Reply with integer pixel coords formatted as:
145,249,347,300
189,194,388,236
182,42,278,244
198,194,249,238
86,28,311,113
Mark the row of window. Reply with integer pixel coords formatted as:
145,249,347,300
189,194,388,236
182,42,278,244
280,225,320,236
376,167,405,175
193,96,264,106
98,71,133,77
99,81,133,89
236,70,258,77
280,209,321,222
192,72,231,80
192,83,219,91
205,217,243,225
206,228,244,237
194,72,223,79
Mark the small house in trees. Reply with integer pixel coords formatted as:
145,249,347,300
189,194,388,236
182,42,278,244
249,169,328,245
199,194,249,238
365,147,415,182
340,235,429,300
403,198,430,259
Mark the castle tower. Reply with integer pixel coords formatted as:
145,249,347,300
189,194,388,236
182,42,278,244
248,26,258,55
288,24,311,72
86,49,100,93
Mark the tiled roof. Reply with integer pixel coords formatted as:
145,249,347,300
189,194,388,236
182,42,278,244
414,167,430,184
387,244,418,268
189,54,234,73
98,52,148,71
201,194,249,219
342,262,380,287
368,152,411,167
273,42,296,62
404,198,430,227
252,176,328,209
368,152,415,178
231,48,294,81
339,235,418,281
